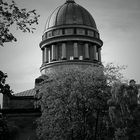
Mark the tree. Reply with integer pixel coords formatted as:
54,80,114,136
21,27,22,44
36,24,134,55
0,70,12,95
0,0,40,92
0,0,40,46
0,71,12,140
108,83,140,140
35,66,111,140
104,62,127,86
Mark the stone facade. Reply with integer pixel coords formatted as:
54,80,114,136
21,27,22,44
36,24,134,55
1,89,40,140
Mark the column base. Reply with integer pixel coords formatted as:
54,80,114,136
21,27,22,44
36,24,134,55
74,57,78,60
44,61,48,63
61,57,67,60
84,58,90,60
52,59,57,61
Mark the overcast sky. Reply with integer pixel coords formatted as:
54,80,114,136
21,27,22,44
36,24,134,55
0,0,140,105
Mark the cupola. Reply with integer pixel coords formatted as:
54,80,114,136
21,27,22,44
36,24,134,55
40,0,103,74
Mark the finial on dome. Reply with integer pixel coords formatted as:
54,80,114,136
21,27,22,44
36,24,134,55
66,0,75,3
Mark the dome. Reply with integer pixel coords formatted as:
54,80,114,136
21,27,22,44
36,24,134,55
45,0,97,31
40,0,103,75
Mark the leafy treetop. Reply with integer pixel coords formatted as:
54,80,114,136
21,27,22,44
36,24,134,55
0,70,12,95
0,0,40,46
35,66,111,140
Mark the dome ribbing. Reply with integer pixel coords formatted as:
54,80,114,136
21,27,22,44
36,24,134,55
44,0,97,31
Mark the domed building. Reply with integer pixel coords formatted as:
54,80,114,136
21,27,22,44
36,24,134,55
40,0,103,74
0,0,103,140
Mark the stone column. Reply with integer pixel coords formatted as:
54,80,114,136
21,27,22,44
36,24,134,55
98,47,101,62
43,47,48,63
55,45,58,60
74,42,78,59
62,43,66,60
93,45,97,60
48,48,51,62
85,43,89,59
52,45,56,61
42,49,44,63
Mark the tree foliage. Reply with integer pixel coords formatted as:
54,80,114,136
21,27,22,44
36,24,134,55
0,0,40,92
108,83,140,140
0,0,40,46
36,67,110,140
0,70,12,95
104,62,127,86
0,71,11,139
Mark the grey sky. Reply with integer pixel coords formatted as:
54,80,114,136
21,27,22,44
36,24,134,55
0,0,140,104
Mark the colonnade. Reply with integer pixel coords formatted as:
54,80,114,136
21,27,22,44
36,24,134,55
42,42,101,63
